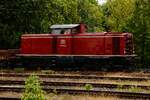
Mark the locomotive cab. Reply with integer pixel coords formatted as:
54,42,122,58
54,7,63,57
50,24,86,34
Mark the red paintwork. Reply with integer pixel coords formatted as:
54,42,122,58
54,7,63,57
20,24,133,57
21,33,130,55
73,33,105,55
21,34,53,54
79,23,86,33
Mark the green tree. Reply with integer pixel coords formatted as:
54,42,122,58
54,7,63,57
42,0,80,32
0,0,47,48
127,0,150,66
21,74,45,100
102,0,135,32
39,0,104,32
77,0,104,32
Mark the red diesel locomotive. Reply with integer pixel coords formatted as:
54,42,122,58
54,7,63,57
11,23,135,70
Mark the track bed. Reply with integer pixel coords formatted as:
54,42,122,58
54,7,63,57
0,72,150,99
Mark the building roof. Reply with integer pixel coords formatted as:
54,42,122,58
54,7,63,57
50,24,80,29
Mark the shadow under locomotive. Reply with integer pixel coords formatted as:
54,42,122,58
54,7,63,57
10,54,136,71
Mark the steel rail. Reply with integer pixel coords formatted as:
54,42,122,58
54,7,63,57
0,80,150,90
0,85,150,99
0,96,20,100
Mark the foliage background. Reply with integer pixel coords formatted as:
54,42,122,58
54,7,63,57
0,0,150,66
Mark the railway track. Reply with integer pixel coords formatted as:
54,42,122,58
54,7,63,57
0,80,150,90
0,72,150,81
0,84,150,99
0,78,150,99
0,72,150,99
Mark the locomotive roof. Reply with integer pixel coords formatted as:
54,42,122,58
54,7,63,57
50,24,80,29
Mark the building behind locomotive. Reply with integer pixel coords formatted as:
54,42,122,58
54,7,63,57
17,24,135,68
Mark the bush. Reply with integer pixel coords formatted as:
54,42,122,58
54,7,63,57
84,84,93,91
21,74,45,100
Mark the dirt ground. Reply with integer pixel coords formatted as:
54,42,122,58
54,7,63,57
0,92,137,100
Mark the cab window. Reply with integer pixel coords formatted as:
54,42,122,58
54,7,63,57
72,28,78,34
51,29,71,34
51,29,61,34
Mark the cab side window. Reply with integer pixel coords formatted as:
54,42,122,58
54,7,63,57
60,29,71,34
71,28,79,34
64,29,71,34
51,29,61,34
51,28,76,34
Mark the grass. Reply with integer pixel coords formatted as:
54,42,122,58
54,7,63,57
14,68,24,73
127,86,146,93
84,84,93,90
116,84,150,93
41,70,56,74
